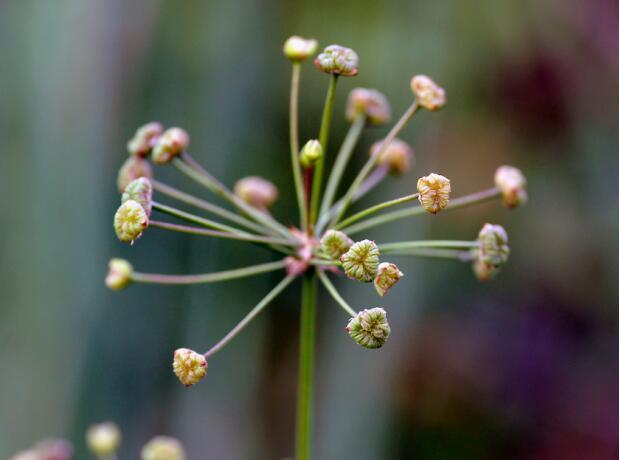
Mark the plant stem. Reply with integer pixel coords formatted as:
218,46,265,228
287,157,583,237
132,260,288,285
387,247,474,260
296,272,318,460
334,193,419,230
204,275,296,358
289,62,308,230
317,270,356,317
342,187,502,235
310,75,338,225
379,240,479,253
152,201,248,234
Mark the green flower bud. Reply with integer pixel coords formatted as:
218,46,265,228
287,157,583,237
117,156,153,192
127,121,164,157
411,75,446,111
106,258,133,290
370,138,414,176
299,139,323,167
345,88,391,125
173,348,207,387
346,307,391,349
320,230,353,260
122,177,153,217
417,173,451,214
141,436,186,460
473,223,510,282
283,36,318,61
340,239,380,282
494,165,527,209
114,200,149,243
314,45,359,76
152,127,190,165
86,422,121,456
234,176,279,209
373,262,404,297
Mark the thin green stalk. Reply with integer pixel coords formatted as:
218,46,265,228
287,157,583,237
310,75,339,225
318,115,366,219
289,62,307,230
296,272,317,460
334,193,419,230
317,270,356,317
204,275,296,358
342,187,502,235
386,247,474,260
152,201,248,234
379,240,479,253
131,260,288,285
310,259,340,267
330,101,420,227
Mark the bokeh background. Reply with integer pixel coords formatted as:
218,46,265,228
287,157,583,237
1,0,617,458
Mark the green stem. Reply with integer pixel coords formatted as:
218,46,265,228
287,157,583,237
289,62,308,230
204,275,296,358
379,240,479,253
296,272,318,460
310,75,339,225
342,187,502,235
152,201,248,235
387,247,474,260
334,193,419,230
317,270,356,317
132,260,288,285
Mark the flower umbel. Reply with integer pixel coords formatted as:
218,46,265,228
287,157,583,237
347,307,391,348
411,75,446,111
345,88,391,125
340,239,380,282
473,223,510,282
370,138,413,176
373,262,404,296
114,200,148,243
172,348,207,387
495,165,527,208
315,45,359,76
320,229,353,259
417,173,451,213
122,177,153,216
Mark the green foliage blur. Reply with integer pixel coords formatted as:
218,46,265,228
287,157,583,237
1,0,617,458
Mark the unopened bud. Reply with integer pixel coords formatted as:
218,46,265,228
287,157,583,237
494,165,527,209
86,422,121,456
106,258,133,290
473,223,510,282
152,127,190,165
117,156,153,192
373,262,403,297
320,230,353,260
122,177,153,217
234,176,279,209
114,200,149,243
314,45,359,76
283,36,318,61
411,75,446,111
417,173,451,214
370,138,413,175
340,239,380,282
141,436,186,460
173,348,207,387
345,88,391,125
34,439,73,460
127,121,164,157
346,307,390,349
299,139,323,167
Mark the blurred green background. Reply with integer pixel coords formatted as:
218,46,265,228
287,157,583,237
1,0,617,458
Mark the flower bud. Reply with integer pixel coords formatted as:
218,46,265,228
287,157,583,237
473,223,510,282
314,45,359,76
370,138,414,175
234,176,279,209
114,200,149,243
346,307,390,349
9,451,40,460
106,258,133,290
410,75,446,111
340,239,380,282
417,173,451,214
34,438,74,460
320,229,353,260
86,422,121,456
172,348,207,387
117,156,153,192
373,262,404,297
494,165,527,209
283,36,318,61
345,88,391,125
152,127,190,165
141,436,186,460
122,177,153,217
299,139,323,167
127,121,164,157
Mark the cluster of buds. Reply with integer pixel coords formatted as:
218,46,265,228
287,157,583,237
472,223,510,282
234,176,279,210
346,88,391,125
417,173,451,214
172,348,208,387
495,165,528,208
370,138,413,176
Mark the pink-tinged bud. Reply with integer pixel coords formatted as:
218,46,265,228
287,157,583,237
34,438,74,460
86,422,121,456
340,239,380,282
411,75,446,111
346,307,391,349
283,36,318,61
152,127,190,165
9,451,39,460
127,121,164,157
494,165,527,209
122,177,153,217
320,230,353,260
345,88,391,125
370,138,414,175
234,176,279,209
141,436,186,460
114,200,149,243
117,156,153,192
285,256,309,276
417,173,451,214
473,223,510,282
106,258,133,290
172,348,207,387
315,45,359,76
373,262,404,296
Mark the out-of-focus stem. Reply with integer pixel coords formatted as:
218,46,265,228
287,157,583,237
334,193,419,230
387,247,474,260
289,62,308,230
317,270,356,317
152,201,247,234
379,240,479,253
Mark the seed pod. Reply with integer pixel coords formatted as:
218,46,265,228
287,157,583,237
315,45,359,76
346,307,391,349
340,239,380,282
320,230,353,260
417,173,451,214
494,165,527,209
411,75,446,111
172,348,207,387
345,88,391,125
373,262,404,297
